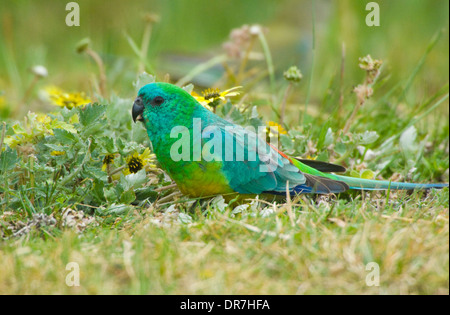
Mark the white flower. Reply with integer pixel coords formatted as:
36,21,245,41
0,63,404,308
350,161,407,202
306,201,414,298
31,65,48,78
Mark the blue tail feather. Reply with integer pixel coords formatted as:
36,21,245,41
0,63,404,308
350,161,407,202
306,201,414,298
332,175,449,191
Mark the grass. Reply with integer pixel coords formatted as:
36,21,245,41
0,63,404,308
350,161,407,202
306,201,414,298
0,0,449,295
1,190,448,294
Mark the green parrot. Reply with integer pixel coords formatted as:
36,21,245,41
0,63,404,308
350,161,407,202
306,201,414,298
132,82,448,198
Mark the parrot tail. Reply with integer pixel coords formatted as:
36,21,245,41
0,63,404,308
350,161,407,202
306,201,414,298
330,174,449,191
287,157,448,194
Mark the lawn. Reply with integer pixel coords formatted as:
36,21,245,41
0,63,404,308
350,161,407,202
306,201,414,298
0,0,448,295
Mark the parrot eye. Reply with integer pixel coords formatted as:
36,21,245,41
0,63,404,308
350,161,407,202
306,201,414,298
151,96,165,106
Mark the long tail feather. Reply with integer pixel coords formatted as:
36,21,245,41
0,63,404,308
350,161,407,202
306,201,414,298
330,175,449,191
293,158,346,173
289,157,448,192
303,173,349,193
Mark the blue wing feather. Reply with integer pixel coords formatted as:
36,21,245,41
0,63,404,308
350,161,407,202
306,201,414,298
201,121,306,194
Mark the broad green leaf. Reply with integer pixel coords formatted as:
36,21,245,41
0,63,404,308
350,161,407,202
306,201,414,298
0,147,19,172
97,204,132,215
134,187,158,201
103,186,118,203
280,134,294,153
100,136,116,153
120,189,136,204
45,143,67,151
79,103,107,126
361,169,375,179
350,170,360,178
133,72,155,92
182,84,194,94
92,178,106,202
53,128,77,145
335,142,347,156
356,131,379,145
119,169,147,191
51,120,77,134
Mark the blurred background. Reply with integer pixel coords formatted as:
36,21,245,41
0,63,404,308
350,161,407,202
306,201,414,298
0,0,448,119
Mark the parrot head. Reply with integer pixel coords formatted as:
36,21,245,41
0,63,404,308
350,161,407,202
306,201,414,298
132,82,198,130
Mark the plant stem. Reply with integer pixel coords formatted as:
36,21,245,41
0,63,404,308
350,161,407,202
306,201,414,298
285,180,295,227
279,83,292,127
154,183,178,192
257,31,276,97
22,75,39,104
302,0,316,126
236,37,256,85
176,54,227,87
109,165,126,176
338,42,346,120
29,155,35,204
0,122,7,211
138,22,152,74
156,191,182,206
0,122,6,153
86,48,107,98
342,97,364,136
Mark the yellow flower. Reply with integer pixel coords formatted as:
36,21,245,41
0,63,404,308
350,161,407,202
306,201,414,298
266,121,287,135
36,113,52,125
192,86,241,110
4,112,77,148
51,150,66,156
102,154,115,171
123,148,155,175
45,86,91,109
265,121,288,143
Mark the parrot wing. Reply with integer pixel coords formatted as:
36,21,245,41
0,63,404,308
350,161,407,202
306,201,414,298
202,122,348,195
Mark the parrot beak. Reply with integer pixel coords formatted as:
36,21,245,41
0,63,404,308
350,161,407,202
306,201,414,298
132,97,144,123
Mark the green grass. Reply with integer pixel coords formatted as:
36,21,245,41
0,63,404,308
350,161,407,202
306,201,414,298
0,0,449,295
1,190,448,294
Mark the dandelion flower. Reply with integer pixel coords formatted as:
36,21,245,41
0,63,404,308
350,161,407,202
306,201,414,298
45,86,91,109
102,154,115,171
265,121,288,143
266,121,287,135
123,148,154,175
192,86,241,111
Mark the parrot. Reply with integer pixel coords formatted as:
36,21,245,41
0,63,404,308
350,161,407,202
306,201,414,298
131,82,448,198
